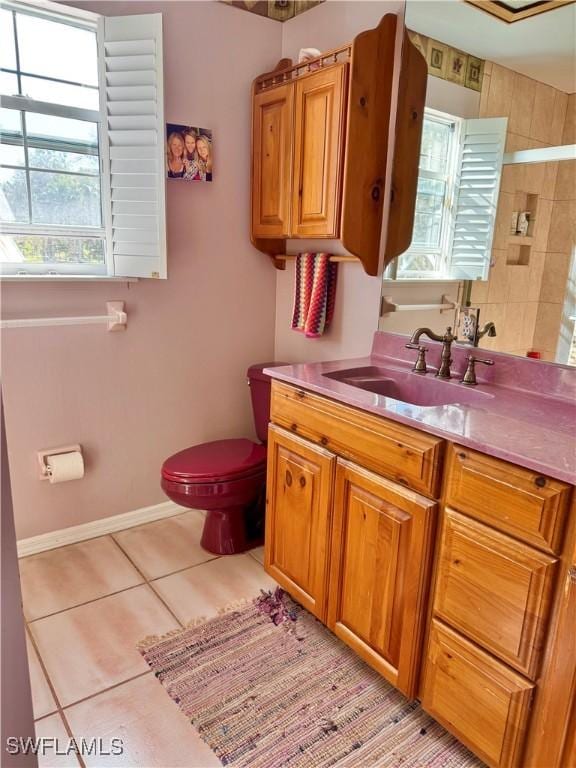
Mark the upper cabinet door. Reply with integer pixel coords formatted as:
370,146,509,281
327,459,436,697
252,83,294,238
264,425,335,622
292,64,348,238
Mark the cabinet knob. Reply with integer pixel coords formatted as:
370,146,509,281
534,476,546,488
285,470,292,487
299,476,306,488
371,184,381,202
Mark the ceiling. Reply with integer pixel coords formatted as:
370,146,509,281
406,0,576,92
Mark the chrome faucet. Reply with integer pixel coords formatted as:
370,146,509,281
409,326,456,379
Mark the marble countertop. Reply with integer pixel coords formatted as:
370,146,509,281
265,333,576,485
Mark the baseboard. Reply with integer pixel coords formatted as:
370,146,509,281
17,500,186,558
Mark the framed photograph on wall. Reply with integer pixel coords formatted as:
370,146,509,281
166,124,213,181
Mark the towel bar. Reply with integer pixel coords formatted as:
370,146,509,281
274,254,359,264
381,294,458,315
0,301,127,331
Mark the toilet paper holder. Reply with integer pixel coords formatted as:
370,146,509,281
38,445,82,480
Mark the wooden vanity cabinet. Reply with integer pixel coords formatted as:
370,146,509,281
265,382,441,697
265,382,575,767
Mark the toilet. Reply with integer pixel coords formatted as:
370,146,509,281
161,363,285,555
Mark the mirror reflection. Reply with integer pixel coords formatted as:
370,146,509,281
382,0,575,365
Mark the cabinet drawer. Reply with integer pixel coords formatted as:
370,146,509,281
445,444,570,554
421,620,534,768
270,381,443,497
435,509,558,678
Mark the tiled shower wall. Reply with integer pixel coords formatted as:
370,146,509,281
471,64,574,360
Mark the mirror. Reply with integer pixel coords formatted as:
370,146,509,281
381,0,576,365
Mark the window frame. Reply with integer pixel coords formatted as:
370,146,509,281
0,0,110,277
391,108,462,281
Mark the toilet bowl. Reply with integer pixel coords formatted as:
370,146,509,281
160,363,285,555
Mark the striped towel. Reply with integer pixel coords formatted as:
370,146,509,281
291,253,338,338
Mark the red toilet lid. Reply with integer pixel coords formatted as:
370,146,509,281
162,439,267,483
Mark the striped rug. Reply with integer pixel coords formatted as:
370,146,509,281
139,589,484,768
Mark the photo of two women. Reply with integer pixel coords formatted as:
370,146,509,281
166,124,213,181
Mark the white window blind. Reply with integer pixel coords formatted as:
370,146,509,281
448,117,507,281
98,13,166,279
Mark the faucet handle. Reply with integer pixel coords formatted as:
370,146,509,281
461,355,494,386
405,343,429,374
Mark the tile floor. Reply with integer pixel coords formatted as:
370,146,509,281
20,509,274,767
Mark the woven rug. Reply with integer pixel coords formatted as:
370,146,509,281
139,589,484,768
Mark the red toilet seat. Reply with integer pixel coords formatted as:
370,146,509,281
161,439,267,484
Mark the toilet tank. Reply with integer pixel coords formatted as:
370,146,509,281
247,363,289,444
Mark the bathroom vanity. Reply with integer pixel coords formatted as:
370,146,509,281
263,332,576,768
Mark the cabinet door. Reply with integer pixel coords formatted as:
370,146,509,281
252,84,294,238
327,459,436,696
292,64,347,238
264,425,335,621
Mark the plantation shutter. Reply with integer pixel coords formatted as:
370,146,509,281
448,117,507,280
98,14,167,278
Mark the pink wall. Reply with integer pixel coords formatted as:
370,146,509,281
1,1,282,540
273,0,403,363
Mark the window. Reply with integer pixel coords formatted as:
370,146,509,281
391,110,507,282
396,109,460,279
0,2,166,278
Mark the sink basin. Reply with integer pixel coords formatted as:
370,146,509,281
323,366,494,407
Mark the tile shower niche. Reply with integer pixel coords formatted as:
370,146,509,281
507,192,538,266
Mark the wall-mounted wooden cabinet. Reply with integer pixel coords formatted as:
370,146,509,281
253,64,347,241
250,15,427,275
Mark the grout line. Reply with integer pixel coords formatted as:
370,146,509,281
26,624,87,766
146,555,221,583
26,623,64,718
27,581,148,625
247,549,265,566
60,670,152,713
147,580,185,627
109,536,186,629
25,514,266,740
58,708,87,768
